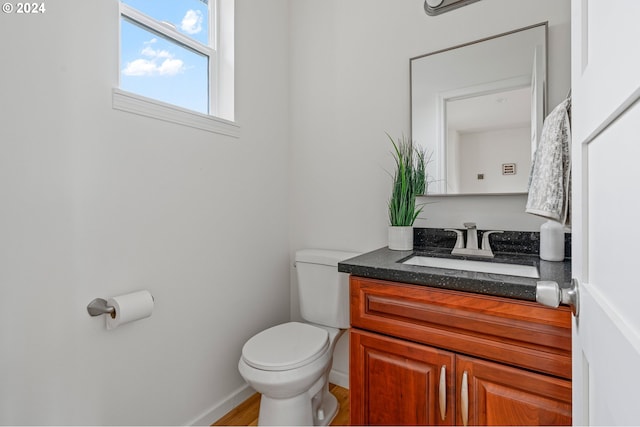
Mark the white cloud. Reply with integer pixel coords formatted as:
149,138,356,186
122,38,186,77
157,58,185,76
122,59,158,77
141,45,172,59
180,9,203,35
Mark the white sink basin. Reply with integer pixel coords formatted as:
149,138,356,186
402,256,540,278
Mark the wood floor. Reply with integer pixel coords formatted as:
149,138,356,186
212,384,349,426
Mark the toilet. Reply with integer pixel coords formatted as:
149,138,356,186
238,249,360,426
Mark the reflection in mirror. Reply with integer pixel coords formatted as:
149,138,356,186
410,23,547,195
446,86,531,194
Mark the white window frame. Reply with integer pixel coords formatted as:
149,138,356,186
113,0,238,137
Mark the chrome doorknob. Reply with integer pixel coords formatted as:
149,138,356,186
536,278,580,316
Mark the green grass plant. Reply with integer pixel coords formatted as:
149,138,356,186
387,133,427,226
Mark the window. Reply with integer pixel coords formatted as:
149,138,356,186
114,0,237,136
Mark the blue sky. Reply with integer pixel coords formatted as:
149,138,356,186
120,0,210,114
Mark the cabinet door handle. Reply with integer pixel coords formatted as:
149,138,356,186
439,365,446,420
461,370,469,426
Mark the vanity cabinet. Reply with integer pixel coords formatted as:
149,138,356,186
349,276,572,426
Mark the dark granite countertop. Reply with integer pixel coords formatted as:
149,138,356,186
338,228,572,302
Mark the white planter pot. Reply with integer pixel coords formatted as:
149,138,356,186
388,226,414,251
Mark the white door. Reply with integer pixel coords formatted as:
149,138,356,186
571,1,640,424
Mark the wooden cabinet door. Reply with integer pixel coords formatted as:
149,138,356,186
456,355,572,426
350,329,455,426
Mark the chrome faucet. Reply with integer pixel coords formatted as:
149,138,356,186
445,223,503,258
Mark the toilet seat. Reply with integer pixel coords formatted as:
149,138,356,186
242,322,329,371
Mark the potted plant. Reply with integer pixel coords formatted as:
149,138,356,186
387,134,427,250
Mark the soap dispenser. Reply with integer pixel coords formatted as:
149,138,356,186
540,219,565,261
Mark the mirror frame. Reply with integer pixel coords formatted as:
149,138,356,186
410,22,548,196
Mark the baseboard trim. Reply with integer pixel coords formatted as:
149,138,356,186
187,383,255,426
329,369,349,389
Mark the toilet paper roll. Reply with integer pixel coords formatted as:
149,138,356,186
106,290,154,330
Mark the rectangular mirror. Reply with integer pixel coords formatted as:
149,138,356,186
410,23,547,195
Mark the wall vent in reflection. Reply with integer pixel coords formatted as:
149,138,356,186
502,163,516,175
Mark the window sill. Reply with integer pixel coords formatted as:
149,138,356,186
112,88,240,138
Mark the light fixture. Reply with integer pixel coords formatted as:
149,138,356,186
424,0,482,16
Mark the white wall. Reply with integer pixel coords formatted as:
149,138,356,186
0,0,290,425
289,0,571,390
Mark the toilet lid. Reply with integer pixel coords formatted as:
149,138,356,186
242,322,329,371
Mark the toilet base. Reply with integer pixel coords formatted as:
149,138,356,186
257,382,339,426
314,389,338,426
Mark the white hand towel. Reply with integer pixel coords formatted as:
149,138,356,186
526,97,571,225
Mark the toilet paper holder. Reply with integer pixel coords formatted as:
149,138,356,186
86,298,115,317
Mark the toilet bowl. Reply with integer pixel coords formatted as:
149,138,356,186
238,322,344,425
237,249,360,426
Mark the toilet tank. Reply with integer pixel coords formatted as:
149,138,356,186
295,249,361,329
